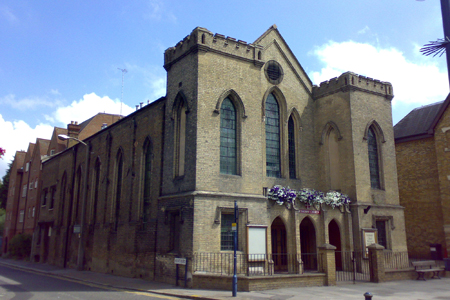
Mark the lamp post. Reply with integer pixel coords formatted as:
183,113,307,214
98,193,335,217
441,0,450,88
58,134,89,271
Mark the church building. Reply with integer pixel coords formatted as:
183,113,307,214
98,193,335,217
30,25,408,290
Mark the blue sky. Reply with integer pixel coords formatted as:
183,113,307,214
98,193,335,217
0,0,448,177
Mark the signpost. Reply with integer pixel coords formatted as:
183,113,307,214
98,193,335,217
175,258,187,265
175,257,188,287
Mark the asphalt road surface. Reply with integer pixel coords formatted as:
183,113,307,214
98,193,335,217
0,264,182,300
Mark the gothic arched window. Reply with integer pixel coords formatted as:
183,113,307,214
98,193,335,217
220,97,237,175
174,97,187,177
114,150,124,231
92,159,101,224
368,127,380,189
288,116,296,179
143,141,152,229
265,93,281,178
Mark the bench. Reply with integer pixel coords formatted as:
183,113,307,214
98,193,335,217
411,261,445,281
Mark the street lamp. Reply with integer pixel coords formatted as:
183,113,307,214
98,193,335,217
58,134,88,271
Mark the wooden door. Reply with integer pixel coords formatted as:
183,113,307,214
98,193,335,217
271,217,287,272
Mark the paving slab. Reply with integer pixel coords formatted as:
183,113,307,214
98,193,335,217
1,258,449,300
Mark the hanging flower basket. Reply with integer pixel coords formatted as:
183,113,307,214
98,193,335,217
267,185,351,210
267,185,297,209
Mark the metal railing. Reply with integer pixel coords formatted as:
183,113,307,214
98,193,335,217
335,251,370,282
193,252,319,276
384,251,411,270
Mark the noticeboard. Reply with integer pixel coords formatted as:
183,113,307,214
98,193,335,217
361,228,378,258
247,226,267,261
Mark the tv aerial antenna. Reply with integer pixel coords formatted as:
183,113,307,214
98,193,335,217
118,68,128,117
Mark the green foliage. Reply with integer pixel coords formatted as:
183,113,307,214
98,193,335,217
9,233,32,259
0,161,12,209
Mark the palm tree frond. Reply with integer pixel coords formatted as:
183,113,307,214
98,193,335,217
420,37,450,57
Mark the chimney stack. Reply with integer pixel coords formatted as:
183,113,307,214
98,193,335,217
67,120,81,148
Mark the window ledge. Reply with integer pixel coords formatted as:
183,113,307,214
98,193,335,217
219,174,242,178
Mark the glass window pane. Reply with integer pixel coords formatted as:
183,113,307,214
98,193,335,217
368,127,380,189
220,98,237,175
221,214,234,250
265,94,281,178
288,116,296,179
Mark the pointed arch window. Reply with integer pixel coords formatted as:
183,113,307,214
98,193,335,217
368,127,381,189
265,93,281,178
59,173,67,226
174,98,187,177
288,116,296,179
115,151,124,231
143,142,152,229
92,159,101,224
74,167,82,223
328,127,340,190
220,97,237,175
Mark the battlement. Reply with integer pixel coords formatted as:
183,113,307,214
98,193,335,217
312,72,394,100
164,27,264,70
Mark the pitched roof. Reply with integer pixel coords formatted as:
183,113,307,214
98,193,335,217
394,98,447,143
253,24,313,91
36,138,50,156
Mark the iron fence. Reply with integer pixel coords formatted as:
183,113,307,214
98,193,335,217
335,251,370,282
384,251,410,270
193,252,319,276
383,251,447,269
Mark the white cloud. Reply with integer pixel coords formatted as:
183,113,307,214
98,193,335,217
0,114,53,178
0,92,135,178
52,92,134,125
309,40,448,113
0,94,61,110
149,76,166,99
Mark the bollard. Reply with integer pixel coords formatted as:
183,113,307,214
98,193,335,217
364,292,373,300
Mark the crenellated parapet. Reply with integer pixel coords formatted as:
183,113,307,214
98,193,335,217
164,27,265,70
312,72,394,101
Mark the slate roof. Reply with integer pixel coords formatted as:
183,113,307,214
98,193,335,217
394,101,444,143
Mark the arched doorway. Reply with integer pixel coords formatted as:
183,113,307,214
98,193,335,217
271,217,287,272
300,217,317,270
329,219,342,271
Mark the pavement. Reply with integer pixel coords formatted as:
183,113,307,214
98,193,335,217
0,258,450,300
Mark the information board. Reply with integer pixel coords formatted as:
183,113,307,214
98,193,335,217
361,228,378,258
247,226,267,261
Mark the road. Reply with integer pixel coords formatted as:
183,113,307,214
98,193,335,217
0,264,182,300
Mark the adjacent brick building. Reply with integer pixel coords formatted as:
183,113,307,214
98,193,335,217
394,94,450,259
3,113,120,255
28,25,408,289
